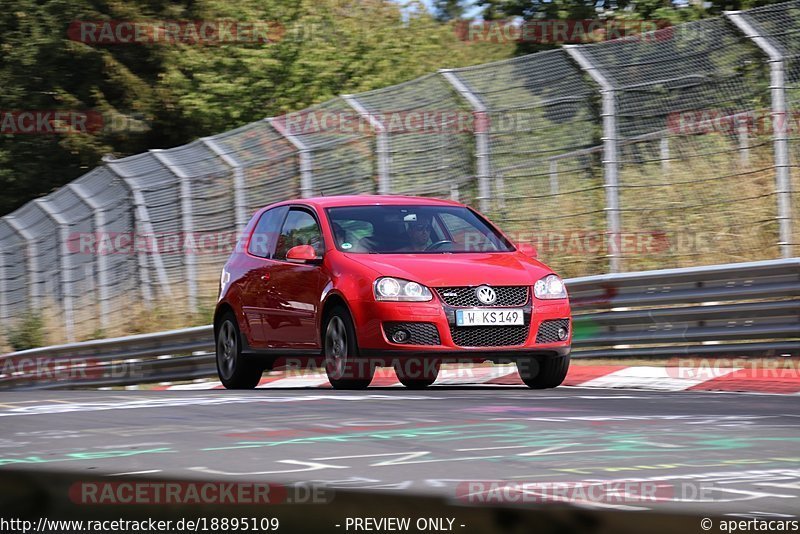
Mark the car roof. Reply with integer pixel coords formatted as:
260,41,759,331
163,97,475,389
271,194,465,209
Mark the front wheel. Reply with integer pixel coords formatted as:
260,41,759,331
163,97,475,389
395,359,440,389
216,312,263,389
517,354,570,389
323,306,374,390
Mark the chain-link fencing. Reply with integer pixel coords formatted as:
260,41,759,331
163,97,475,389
736,1,800,261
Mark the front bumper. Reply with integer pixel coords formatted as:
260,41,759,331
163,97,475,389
349,295,571,359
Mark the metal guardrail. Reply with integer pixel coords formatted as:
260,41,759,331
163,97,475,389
1,258,798,389
568,257,800,358
0,326,215,389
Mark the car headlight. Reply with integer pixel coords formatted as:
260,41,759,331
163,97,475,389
534,274,567,299
374,277,433,302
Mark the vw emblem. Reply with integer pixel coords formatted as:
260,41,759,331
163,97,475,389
475,285,497,305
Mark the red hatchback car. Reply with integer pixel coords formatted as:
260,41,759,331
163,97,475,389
214,195,571,390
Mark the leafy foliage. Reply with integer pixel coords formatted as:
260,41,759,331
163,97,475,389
0,0,513,215
6,311,44,350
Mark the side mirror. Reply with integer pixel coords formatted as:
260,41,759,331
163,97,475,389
517,243,537,259
286,245,322,264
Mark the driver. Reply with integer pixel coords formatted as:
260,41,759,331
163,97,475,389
404,214,433,251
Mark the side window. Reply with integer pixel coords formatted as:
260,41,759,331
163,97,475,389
274,209,323,260
247,206,288,258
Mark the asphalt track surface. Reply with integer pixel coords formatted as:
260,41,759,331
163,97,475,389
1,385,799,517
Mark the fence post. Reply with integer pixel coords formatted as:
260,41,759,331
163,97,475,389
660,135,670,173
103,156,172,306
450,183,459,202
4,215,39,311
0,245,7,324
202,137,248,234
268,118,313,198
549,160,559,195
726,11,793,258
151,150,197,314
34,199,75,342
69,183,110,331
439,69,491,214
564,46,622,273
737,115,750,166
342,95,391,194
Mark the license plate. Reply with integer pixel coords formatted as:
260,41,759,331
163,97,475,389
456,308,524,327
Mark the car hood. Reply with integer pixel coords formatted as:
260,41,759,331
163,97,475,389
345,252,552,287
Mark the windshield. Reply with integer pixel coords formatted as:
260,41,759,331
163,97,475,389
326,205,515,254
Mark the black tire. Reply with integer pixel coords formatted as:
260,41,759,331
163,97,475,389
323,306,374,390
215,311,263,389
517,354,570,389
395,359,440,389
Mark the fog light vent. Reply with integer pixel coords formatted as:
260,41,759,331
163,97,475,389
535,319,570,344
383,322,441,345
391,329,410,344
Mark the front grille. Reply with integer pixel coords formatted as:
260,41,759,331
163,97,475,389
536,319,570,343
449,324,529,347
435,286,528,307
383,322,441,345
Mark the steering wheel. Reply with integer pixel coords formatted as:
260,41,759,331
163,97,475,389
425,239,455,251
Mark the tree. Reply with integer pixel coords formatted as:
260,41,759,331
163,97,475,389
0,0,196,215
472,0,789,54
433,0,466,21
0,0,514,215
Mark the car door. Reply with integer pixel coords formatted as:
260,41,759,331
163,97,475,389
263,207,327,349
238,206,288,347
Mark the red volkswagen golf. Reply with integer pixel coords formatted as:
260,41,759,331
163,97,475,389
214,195,571,390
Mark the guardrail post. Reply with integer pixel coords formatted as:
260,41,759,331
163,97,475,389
342,95,391,194
34,199,75,342
69,183,111,331
268,118,313,198
103,156,172,306
439,69,491,215
564,46,622,273
660,135,670,173
3,215,40,312
202,137,248,234
151,150,197,313
726,11,793,258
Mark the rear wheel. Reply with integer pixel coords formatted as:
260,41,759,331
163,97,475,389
517,354,570,389
216,312,263,389
323,306,374,390
395,359,440,389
